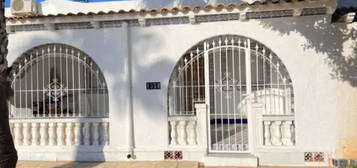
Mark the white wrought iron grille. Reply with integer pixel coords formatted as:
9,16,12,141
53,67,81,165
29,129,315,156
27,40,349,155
9,43,109,119
168,35,294,152
168,46,205,116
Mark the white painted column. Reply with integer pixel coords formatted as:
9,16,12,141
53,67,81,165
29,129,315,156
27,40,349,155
196,104,207,151
203,42,210,151
122,21,135,158
245,39,255,152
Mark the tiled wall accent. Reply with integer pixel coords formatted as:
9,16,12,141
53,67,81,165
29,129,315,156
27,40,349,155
304,152,325,162
164,151,183,160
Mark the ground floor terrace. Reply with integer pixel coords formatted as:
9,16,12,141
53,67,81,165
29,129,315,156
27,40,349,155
6,14,357,167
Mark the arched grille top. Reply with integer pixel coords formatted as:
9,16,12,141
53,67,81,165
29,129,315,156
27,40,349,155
9,43,109,119
168,35,294,117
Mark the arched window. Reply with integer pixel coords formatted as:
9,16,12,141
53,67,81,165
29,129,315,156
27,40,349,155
9,43,109,119
168,35,294,152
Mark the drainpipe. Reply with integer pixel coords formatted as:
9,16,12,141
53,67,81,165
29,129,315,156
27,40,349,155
122,21,135,159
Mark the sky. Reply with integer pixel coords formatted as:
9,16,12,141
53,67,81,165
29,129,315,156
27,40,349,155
5,0,126,7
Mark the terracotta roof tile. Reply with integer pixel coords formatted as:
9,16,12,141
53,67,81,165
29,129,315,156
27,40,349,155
6,0,319,21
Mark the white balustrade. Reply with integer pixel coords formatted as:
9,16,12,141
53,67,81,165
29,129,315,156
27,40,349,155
168,116,198,146
9,118,109,147
262,117,295,147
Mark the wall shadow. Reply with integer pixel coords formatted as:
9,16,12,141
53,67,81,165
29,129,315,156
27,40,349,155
129,27,175,121
258,14,357,87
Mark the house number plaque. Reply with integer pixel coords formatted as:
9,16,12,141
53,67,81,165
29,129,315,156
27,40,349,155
146,82,161,90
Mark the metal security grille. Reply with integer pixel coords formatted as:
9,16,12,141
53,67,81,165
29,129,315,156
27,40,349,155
9,44,109,119
168,35,294,153
168,47,205,116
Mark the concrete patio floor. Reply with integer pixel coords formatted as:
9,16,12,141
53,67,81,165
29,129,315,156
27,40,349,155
16,161,331,168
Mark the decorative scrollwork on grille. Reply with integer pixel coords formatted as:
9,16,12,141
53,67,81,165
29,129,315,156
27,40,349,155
45,78,66,102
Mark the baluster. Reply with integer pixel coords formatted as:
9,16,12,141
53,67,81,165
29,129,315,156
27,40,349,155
281,121,294,146
66,122,74,146
22,123,30,146
177,120,187,145
92,123,99,145
10,122,14,139
186,120,197,145
102,122,109,145
74,123,82,145
31,123,39,146
40,123,48,146
285,88,292,115
270,121,282,146
57,123,65,146
169,120,178,145
83,122,91,145
48,123,56,146
263,121,272,146
14,123,22,146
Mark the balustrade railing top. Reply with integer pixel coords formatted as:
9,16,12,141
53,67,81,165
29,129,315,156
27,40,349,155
10,118,109,147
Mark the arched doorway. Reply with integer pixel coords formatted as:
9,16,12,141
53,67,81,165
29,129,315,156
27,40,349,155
168,35,294,153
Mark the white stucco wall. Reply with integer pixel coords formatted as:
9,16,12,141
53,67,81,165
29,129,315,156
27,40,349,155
6,13,357,165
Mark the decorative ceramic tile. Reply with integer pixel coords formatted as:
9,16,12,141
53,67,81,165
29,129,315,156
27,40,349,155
174,151,183,160
314,152,324,162
305,152,325,162
164,151,182,160
304,152,314,162
164,151,173,160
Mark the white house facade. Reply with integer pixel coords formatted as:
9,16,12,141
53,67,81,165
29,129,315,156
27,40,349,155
4,0,357,167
